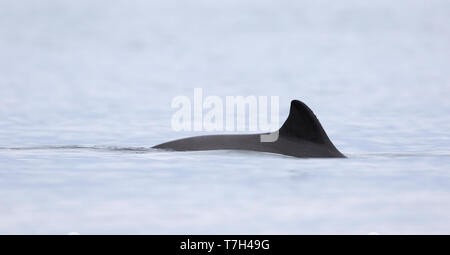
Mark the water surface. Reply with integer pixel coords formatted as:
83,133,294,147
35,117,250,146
1,0,450,234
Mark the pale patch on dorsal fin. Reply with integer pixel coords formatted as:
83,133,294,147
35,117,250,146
279,100,331,144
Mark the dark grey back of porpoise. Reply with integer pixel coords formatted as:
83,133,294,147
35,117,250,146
153,100,345,158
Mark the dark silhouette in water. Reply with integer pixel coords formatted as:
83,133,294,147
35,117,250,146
153,100,345,158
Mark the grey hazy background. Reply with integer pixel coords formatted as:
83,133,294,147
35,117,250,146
0,0,449,234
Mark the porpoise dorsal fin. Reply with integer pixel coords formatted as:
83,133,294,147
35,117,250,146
279,100,331,144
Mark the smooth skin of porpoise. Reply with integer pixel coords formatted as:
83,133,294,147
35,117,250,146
153,100,345,158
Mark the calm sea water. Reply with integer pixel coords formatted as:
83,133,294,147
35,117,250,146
1,0,450,234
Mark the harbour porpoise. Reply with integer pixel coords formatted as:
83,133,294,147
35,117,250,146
153,100,345,158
